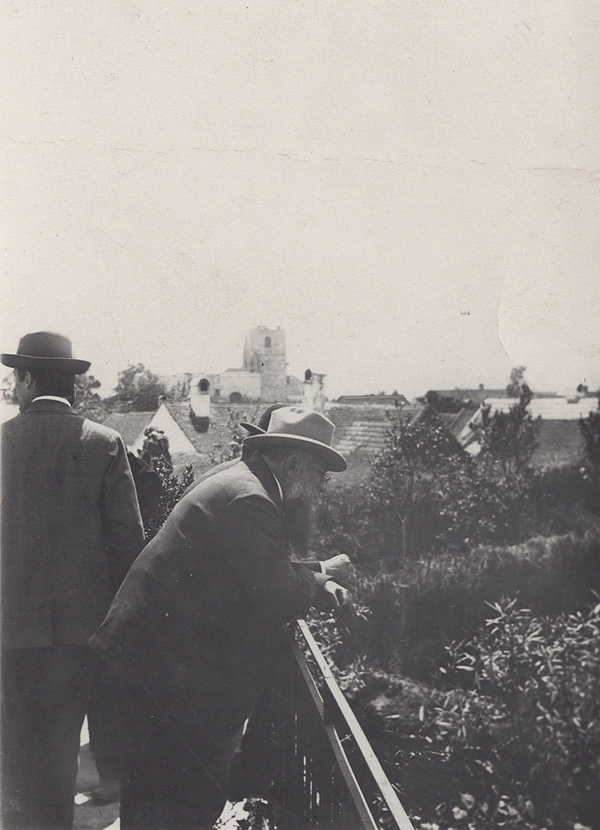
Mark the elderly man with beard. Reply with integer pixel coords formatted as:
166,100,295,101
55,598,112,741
186,403,351,579
90,407,352,830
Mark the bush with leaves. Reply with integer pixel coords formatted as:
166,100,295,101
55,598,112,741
580,400,600,515
73,373,109,422
207,406,259,465
144,454,194,540
345,529,600,679
368,410,461,560
432,600,600,828
336,600,600,830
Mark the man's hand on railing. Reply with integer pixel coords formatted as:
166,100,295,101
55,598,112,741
319,580,354,628
320,553,351,583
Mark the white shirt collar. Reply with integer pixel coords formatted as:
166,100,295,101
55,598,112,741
271,471,284,504
33,395,72,408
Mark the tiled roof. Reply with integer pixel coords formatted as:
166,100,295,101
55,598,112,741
328,404,427,457
531,420,586,468
334,421,391,455
163,400,264,455
102,412,154,447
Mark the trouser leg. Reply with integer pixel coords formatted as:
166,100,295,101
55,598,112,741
1,645,94,830
87,656,124,782
113,672,233,830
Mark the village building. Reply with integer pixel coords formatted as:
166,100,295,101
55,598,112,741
104,326,331,475
190,326,305,406
457,394,598,468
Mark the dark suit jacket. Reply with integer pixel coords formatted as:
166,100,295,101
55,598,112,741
90,455,330,742
1,399,145,650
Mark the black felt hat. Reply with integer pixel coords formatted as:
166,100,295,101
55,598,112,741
1,331,91,374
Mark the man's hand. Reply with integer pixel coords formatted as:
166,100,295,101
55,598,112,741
321,553,351,582
320,580,353,627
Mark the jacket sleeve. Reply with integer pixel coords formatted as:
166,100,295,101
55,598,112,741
101,435,145,591
218,493,329,622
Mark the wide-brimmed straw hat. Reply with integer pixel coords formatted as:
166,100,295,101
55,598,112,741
243,406,347,472
1,331,91,374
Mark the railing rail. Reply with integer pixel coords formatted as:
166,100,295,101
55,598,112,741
241,621,415,829
293,619,415,830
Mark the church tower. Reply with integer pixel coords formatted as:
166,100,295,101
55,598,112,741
243,326,287,402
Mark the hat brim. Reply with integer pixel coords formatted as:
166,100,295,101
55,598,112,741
239,422,267,436
1,354,91,374
244,433,347,472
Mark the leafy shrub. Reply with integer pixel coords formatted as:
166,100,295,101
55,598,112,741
435,601,600,828
354,530,600,679
144,454,194,540
335,601,600,830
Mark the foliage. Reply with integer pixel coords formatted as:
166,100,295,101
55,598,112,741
2,372,18,404
425,391,464,413
73,373,108,422
208,406,260,465
475,390,539,478
111,363,168,412
436,391,541,547
435,601,600,828
579,400,600,513
330,599,600,830
144,454,194,540
350,530,600,679
368,411,460,559
506,366,529,399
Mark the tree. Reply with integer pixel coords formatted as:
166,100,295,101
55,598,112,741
506,365,530,398
424,390,463,413
112,364,168,412
579,397,600,513
73,374,108,422
2,372,18,404
469,390,540,542
369,410,459,560
477,388,539,477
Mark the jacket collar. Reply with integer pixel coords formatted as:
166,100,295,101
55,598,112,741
243,454,284,513
24,398,77,415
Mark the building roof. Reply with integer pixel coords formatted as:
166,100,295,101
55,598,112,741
328,403,427,456
457,396,596,467
437,407,478,440
427,388,507,404
334,420,391,455
103,412,154,447
531,420,586,468
332,394,409,407
163,400,265,456
483,396,599,421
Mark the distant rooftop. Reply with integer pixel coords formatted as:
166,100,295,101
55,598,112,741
103,412,154,447
426,388,507,404
483,397,598,421
333,394,409,407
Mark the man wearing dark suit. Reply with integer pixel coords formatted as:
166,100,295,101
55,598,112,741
90,407,352,830
185,403,351,581
1,331,145,830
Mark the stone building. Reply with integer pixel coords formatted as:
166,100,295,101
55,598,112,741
192,326,307,406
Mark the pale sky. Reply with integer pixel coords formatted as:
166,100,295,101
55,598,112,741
2,0,599,399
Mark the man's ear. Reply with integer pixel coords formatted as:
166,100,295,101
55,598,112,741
282,453,301,479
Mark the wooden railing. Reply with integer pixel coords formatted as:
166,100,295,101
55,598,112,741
234,620,415,829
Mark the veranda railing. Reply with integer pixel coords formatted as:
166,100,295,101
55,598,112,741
240,620,415,830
